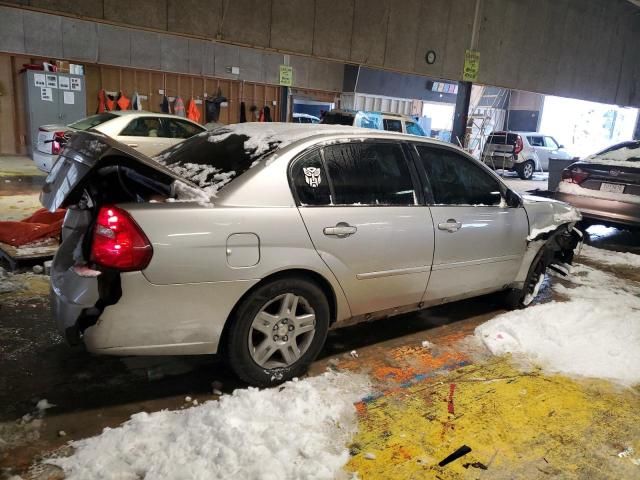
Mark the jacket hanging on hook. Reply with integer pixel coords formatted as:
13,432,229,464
174,96,185,117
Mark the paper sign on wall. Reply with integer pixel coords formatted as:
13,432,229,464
279,65,293,87
40,88,53,102
70,78,81,91
463,49,480,82
46,75,57,88
63,91,75,105
58,76,70,90
34,73,46,88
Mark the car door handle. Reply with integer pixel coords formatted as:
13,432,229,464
438,219,462,233
323,223,357,238
127,143,138,148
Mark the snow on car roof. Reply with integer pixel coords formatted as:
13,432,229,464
206,122,372,152
584,141,640,168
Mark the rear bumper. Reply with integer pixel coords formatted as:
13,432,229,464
32,150,57,173
552,192,640,227
82,272,259,355
482,155,518,170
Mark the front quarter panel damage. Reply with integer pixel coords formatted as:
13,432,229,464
511,196,583,288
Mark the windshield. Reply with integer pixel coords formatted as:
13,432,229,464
68,113,117,131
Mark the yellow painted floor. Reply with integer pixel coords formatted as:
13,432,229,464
342,347,640,479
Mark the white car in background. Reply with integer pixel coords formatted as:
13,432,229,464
482,131,575,179
33,111,206,172
292,113,320,124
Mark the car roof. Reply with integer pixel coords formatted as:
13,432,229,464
107,111,201,122
205,122,461,154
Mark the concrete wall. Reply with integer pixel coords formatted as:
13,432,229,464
1,0,638,107
0,5,344,92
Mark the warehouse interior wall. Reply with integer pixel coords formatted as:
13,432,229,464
1,0,638,107
0,53,284,154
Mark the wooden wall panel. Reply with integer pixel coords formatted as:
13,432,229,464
0,56,18,154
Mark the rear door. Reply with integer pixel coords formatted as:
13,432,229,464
292,140,435,316
164,118,206,146
413,144,529,302
116,116,174,156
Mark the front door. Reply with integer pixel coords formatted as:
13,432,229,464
413,144,529,303
292,141,435,316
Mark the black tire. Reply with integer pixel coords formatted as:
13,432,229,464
516,160,535,180
224,276,330,387
504,248,547,310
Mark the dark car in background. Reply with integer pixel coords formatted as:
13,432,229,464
555,141,640,229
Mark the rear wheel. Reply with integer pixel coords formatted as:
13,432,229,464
516,160,535,180
224,277,330,387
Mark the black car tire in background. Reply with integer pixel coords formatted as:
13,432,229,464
516,160,535,180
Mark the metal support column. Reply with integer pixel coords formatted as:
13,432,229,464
451,81,472,147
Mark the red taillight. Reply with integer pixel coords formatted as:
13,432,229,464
514,135,524,154
51,131,66,155
561,167,590,185
91,206,153,271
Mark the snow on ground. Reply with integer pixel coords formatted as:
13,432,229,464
476,246,640,386
48,372,370,480
578,244,640,269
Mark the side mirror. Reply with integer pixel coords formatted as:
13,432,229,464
558,144,565,149
505,188,522,208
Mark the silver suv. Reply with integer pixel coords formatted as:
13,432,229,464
482,131,574,179
44,124,581,386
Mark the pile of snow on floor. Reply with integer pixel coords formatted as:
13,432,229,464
476,246,640,386
48,371,370,480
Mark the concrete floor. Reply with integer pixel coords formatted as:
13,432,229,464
1,156,639,479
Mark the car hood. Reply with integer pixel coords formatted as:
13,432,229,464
41,130,190,211
521,194,582,240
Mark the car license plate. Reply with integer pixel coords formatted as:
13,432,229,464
600,183,624,194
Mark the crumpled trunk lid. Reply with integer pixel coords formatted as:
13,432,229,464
40,130,187,211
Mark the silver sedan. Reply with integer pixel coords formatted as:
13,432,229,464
43,124,582,386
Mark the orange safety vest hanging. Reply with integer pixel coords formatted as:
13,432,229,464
117,92,131,110
186,98,201,123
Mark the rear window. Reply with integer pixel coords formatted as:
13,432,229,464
320,112,355,126
154,130,280,196
487,132,519,145
68,113,117,131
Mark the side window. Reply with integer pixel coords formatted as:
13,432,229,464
166,119,203,139
416,146,502,206
291,150,331,206
120,117,162,137
527,136,544,147
406,121,425,136
323,142,416,206
544,136,559,149
383,118,402,132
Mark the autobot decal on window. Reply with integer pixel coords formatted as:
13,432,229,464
303,167,322,187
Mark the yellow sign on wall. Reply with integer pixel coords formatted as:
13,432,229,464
279,65,293,87
463,49,480,82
